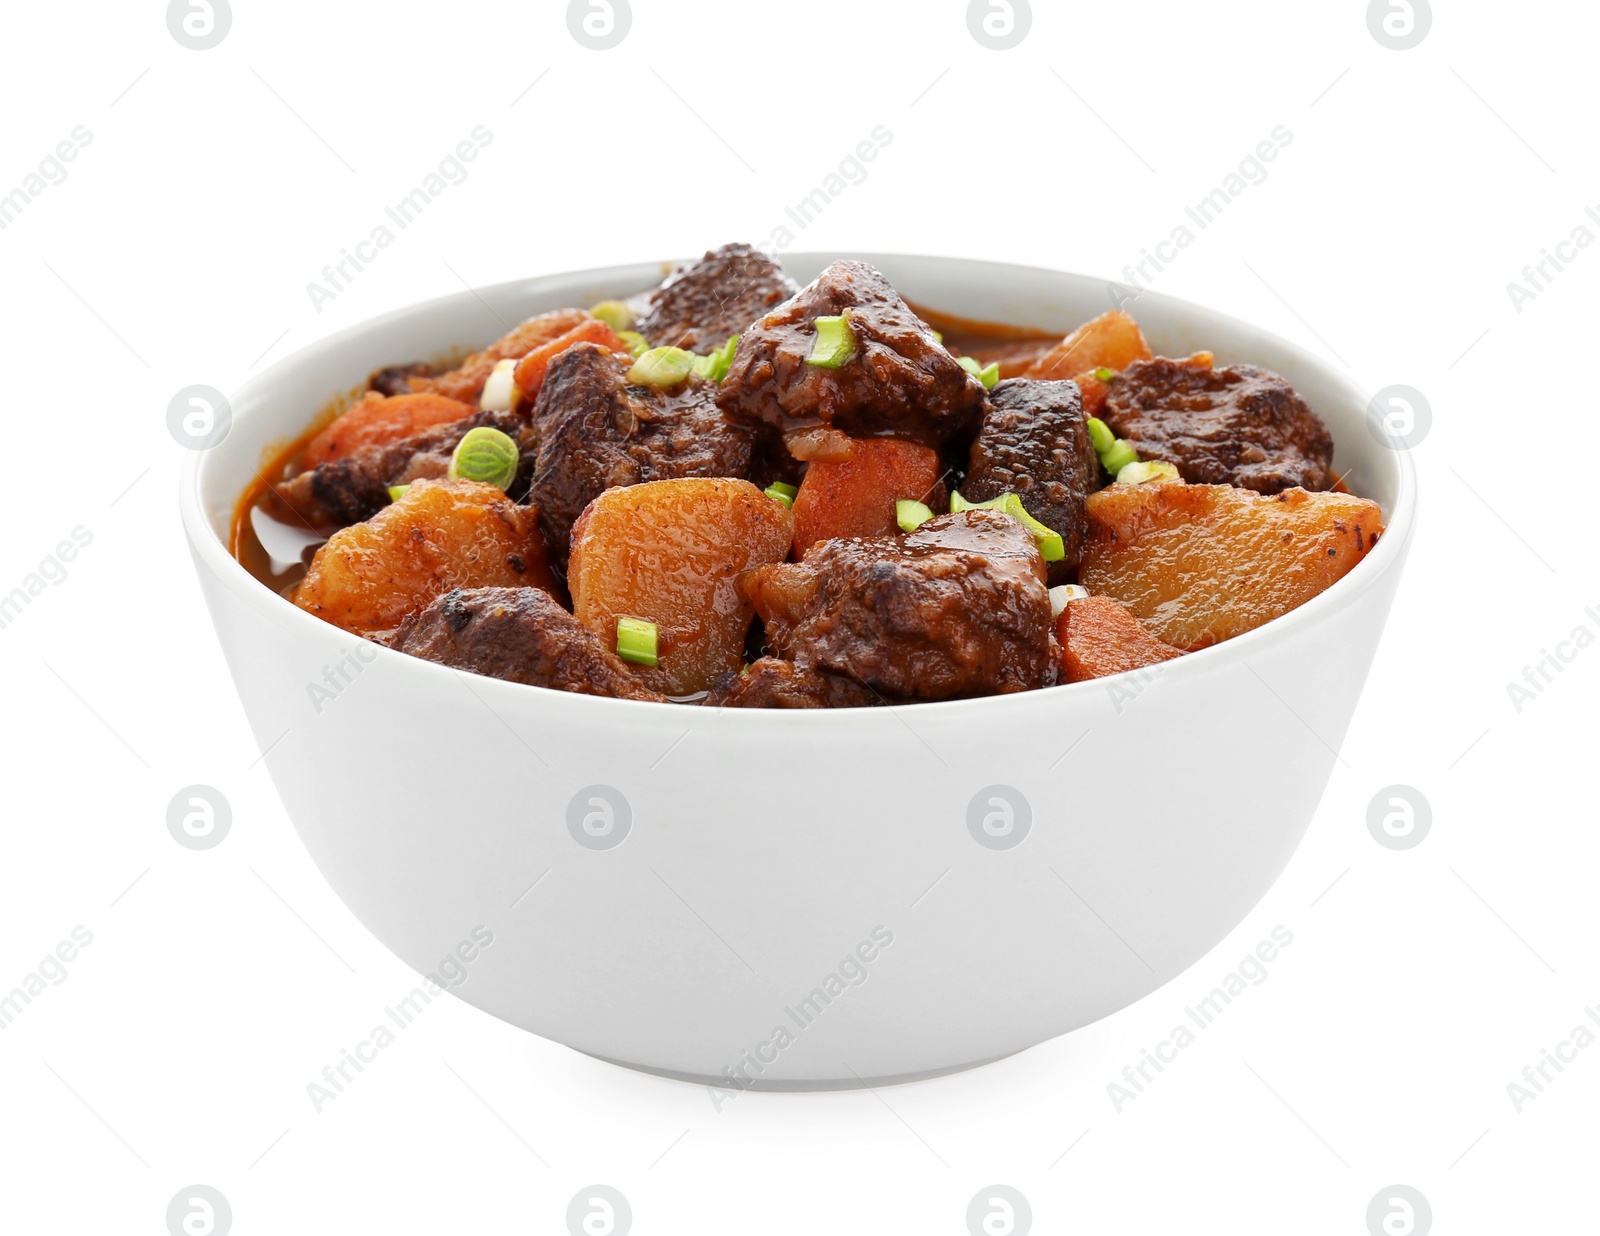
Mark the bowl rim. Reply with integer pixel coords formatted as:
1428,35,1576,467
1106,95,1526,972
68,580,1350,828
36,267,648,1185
179,251,1418,723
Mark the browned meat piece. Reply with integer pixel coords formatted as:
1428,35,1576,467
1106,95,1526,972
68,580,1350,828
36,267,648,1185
1102,355,1334,494
273,409,530,532
963,378,1097,581
531,343,756,566
703,657,882,708
717,260,988,447
369,362,432,397
740,510,1056,700
635,243,799,353
390,587,666,700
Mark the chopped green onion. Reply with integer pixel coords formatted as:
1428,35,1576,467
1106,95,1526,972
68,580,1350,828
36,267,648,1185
1115,460,1180,485
387,484,411,503
1086,417,1116,456
806,315,856,368
691,334,739,383
1101,439,1139,476
896,499,934,532
628,346,696,388
1093,366,1116,382
956,355,1000,390
448,426,519,490
930,330,943,344
764,481,797,508
617,330,650,357
590,300,635,332
949,490,1065,562
616,617,659,667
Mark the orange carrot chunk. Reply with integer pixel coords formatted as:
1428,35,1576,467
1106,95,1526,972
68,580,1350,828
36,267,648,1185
1056,595,1183,683
304,392,477,467
514,319,629,404
791,438,942,557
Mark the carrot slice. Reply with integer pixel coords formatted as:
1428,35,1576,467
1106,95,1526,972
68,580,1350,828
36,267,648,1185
791,438,943,556
304,392,476,467
1056,595,1183,682
515,319,629,403
411,308,590,403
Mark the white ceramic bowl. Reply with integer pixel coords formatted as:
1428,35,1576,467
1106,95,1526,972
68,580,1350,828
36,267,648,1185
181,254,1415,1089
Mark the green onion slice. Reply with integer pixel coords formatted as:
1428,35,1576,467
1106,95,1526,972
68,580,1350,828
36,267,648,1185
1100,439,1139,476
448,426,519,490
896,499,934,532
690,334,739,383
387,484,410,503
1093,366,1116,382
616,616,659,667
764,481,797,508
1115,459,1180,485
806,315,856,368
616,330,650,357
949,490,1065,562
956,355,1000,390
628,346,696,388
1086,417,1116,456
590,300,635,332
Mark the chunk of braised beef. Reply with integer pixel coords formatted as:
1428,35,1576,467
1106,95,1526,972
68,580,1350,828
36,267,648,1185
530,343,756,567
717,260,988,447
369,362,433,397
389,586,666,700
635,243,800,353
703,657,882,709
963,377,1096,581
739,510,1056,700
1102,355,1334,494
273,408,531,531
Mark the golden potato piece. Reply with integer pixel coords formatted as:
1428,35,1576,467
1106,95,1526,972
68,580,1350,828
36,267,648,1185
1056,595,1183,682
295,479,557,637
1025,310,1153,381
1079,482,1384,650
568,478,795,696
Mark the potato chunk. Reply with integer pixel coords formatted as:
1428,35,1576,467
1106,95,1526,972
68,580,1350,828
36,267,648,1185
294,479,557,637
1079,482,1384,650
1024,310,1152,381
567,478,794,695
1056,595,1183,682
791,438,942,556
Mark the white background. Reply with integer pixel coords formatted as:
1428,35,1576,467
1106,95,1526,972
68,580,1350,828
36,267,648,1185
2,0,1595,1232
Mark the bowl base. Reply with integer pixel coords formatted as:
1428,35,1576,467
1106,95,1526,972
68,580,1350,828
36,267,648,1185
582,1049,1021,1092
